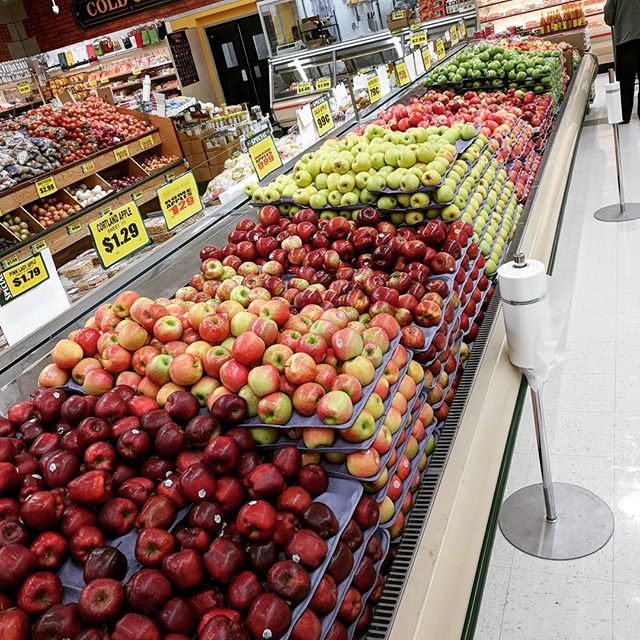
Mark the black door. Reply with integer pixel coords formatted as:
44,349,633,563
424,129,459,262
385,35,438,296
206,15,271,115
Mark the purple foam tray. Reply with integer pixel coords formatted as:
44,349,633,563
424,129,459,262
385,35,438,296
237,333,401,430
346,529,391,639
253,357,413,453
323,378,426,483
318,523,379,637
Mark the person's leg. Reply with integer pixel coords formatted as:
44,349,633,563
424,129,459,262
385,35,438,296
616,41,635,123
635,39,640,118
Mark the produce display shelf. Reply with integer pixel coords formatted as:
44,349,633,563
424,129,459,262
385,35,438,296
111,71,177,90
0,97,44,116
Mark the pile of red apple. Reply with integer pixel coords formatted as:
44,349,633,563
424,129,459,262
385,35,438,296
0,381,400,640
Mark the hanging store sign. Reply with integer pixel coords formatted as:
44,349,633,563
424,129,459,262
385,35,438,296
72,0,179,29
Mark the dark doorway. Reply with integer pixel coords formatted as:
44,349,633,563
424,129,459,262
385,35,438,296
206,15,271,115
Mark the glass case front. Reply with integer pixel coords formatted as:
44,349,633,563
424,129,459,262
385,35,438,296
271,49,335,101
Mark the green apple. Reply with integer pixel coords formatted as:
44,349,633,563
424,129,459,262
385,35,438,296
355,171,370,189
360,188,377,205
309,193,328,208
367,174,386,191
327,173,340,191
410,192,430,208
352,153,372,172
292,189,310,206
378,196,398,210
371,152,386,170
386,171,403,190
384,147,400,167
341,192,359,206
315,173,328,189
337,174,355,194
390,212,405,225
397,147,416,169
441,204,460,222
400,173,420,192
328,190,342,207
405,211,425,225
435,185,454,204
397,194,411,207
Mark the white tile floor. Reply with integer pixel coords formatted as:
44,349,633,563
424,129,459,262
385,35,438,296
474,74,640,640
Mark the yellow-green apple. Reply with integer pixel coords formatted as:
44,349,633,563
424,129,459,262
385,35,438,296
230,312,258,338
302,427,335,448
283,315,312,335
330,374,362,403
364,392,384,420
362,327,390,354
146,354,173,386
230,285,251,308
292,382,325,416
248,365,280,398
232,333,265,366
342,356,375,386
331,328,363,361
404,435,419,460
250,427,279,445
383,407,402,434
219,359,250,393
153,316,183,342
407,361,424,384
317,390,353,425
378,496,394,524
52,339,84,370
239,384,260,417
346,449,380,478
257,392,293,425
263,344,293,373
191,376,219,406
341,410,376,443
284,353,317,386
321,309,349,329
169,353,203,386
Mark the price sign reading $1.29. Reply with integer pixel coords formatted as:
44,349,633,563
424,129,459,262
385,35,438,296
157,171,202,230
310,95,334,137
89,202,150,269
245,129,282,181
0,253,49,304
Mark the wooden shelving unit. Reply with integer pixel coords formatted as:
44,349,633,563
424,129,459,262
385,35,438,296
0,109,184,268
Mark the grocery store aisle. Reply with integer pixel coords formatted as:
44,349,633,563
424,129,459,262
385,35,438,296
475,74,640,640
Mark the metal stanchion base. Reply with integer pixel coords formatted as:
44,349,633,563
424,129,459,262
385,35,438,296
499,482,614,560
594,203,640,222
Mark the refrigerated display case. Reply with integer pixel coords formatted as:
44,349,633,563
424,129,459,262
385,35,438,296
0,42,597,640
268,10,477,127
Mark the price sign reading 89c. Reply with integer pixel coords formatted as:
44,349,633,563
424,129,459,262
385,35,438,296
157,171,202,230
89,202,150,269
246,129,283,181
310,95,334,137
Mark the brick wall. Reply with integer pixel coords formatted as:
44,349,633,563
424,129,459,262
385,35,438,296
21,0,217,55
0,25,12,61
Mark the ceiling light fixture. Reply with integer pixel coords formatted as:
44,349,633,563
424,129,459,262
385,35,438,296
52,0,60,14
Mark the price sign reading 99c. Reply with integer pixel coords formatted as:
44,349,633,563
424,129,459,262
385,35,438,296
246,129,283,181
89,202,150,269
310,95,334,136
157,171,202,230
0,253,49,304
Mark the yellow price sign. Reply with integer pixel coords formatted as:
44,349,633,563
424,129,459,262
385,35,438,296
35,176,58,198
165,170,176,183
367,76,381,103
132,189,144,202
436,39,446,59
81,161,95,175
450,25,459,45
410,22,422,30
421,46,432,71
88,79,98,87
67,221,83,236
2,254,18,268
395,60,411,87
459,21,467,38
315,77,331,91
391,10,404,20
101,77,109,84
17,82,31,95
0,253,49,303
245,129,283,181
31,239,47,255
113,145,130,162
139,135,155,150
410,31,427,46
133,69,141,76
296,82,312,95
310,95,334,137
89,202,150,269
157,171,202,230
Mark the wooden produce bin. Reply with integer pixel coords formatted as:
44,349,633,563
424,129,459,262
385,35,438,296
176,129,240,183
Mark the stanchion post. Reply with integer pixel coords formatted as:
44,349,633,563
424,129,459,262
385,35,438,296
530,386,557,522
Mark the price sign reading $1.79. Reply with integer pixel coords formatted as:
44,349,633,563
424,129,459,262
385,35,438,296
310,95,334,137
245,129,282,181
0,253,49,304
157,171,202,230
89,202,150,269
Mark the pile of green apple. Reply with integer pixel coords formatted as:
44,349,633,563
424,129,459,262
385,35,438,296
427,43,564,98
244,123,480,217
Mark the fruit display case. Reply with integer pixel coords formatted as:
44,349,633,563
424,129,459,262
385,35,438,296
0,109,183,267
0,42,597,640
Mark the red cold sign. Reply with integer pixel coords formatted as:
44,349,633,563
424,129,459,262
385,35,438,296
72,0,178,28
